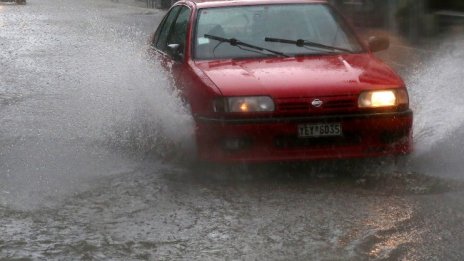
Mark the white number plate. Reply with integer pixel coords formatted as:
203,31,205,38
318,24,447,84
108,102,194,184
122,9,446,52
298,123,342,138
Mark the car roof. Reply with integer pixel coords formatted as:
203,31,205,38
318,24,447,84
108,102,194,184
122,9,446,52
184,0,328,9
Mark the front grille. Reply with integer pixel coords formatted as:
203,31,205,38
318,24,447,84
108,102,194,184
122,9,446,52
324,99,356,109
275,95,357,114
278,102,310,111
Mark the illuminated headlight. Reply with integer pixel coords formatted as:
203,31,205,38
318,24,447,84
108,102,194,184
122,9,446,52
213,96,275,113
358,89,409,108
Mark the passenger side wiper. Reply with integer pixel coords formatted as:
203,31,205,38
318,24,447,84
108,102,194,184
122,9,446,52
204,34,289,57
264,37,354,54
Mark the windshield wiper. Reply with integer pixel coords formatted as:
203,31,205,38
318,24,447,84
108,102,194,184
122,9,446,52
204,34,288,58
264,37,354,54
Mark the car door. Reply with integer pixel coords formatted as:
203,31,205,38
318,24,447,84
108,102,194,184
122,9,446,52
152,5,192,98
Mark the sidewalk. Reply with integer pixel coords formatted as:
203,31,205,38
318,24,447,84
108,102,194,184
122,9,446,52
109,0,157,9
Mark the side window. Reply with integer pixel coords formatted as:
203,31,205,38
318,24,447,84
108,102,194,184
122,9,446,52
166,6,191,55
155,6,181,50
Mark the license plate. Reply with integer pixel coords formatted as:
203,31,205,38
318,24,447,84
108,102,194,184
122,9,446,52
298,123,342,138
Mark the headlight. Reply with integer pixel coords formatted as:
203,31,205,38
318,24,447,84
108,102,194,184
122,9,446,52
213,96,275,113
358,89,408,108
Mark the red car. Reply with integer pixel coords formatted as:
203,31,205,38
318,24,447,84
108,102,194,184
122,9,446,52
150,0,413,162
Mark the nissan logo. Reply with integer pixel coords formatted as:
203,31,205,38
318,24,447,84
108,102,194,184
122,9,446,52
311,99,323,107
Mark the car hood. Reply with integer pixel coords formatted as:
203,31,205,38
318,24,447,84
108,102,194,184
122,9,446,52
193,54,404,98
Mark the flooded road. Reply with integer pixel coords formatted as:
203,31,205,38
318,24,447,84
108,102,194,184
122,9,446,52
1,0,464,259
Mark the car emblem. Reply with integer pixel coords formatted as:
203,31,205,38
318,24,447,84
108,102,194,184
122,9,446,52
311,99,323,107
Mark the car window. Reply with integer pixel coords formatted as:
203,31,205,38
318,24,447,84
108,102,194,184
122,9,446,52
155,6,181,51
166,6,191,55
194,4,364,60
304,7,359,48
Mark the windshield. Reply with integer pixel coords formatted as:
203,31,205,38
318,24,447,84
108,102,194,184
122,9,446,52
193,4,364,60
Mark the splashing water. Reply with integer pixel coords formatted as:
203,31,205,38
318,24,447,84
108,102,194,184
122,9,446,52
0,0,194,209
408,34,464,178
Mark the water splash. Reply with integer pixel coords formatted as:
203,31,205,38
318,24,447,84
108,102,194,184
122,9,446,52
408,35,464,178
0,0,194,209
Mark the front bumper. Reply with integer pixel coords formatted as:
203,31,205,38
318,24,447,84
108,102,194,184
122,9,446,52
194,110,413,163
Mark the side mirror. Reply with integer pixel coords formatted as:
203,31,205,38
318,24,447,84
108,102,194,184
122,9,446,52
167,43,184,61
368,36,390,52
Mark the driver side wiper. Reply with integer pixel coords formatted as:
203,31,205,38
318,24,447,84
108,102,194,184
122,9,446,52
264,37,354,54
204,34,288,57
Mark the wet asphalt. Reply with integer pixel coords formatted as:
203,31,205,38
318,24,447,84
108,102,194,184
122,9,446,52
1,0,464,260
